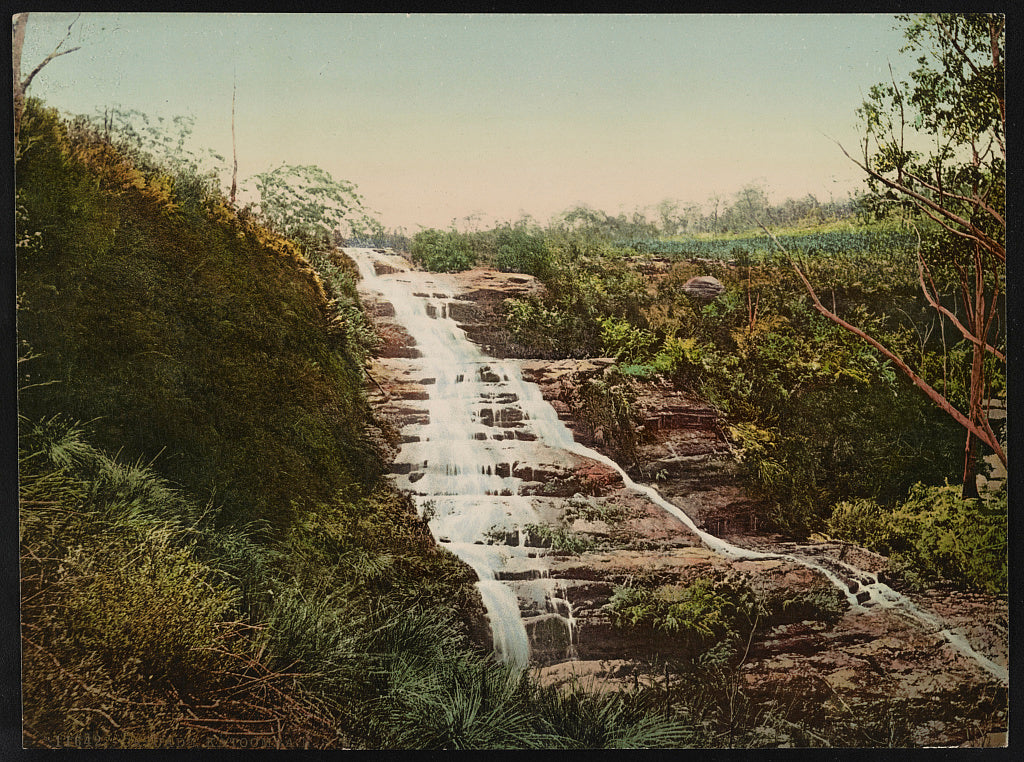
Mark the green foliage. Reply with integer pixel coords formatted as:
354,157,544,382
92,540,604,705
852,13,1005,487
503,295,584,357
373,653,547,749
759,587,848,627
252,162,378,241
570,369,644,467
858,14,1004,233
529,680,697,749
410,228,477,272
494,226,551,277
304,246,381,366
66,526,237,679
503,236,649,358
485,522,593,554
827,483,1006,594
497,211,967,535
22,416,271,740
600,315,658,365
655,274,963,535
16,100,386,530
628,226,918,281
563,495,628,524
83,106,225,177
524,523,593,554
606,577,758,655
368,625,695,749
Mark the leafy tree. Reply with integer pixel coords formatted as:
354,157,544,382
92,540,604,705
251,163,380,242
494,226,549,276
785,13,1005,496
654,198,683,236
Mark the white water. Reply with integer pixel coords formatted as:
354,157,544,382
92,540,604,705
347,248,1006,683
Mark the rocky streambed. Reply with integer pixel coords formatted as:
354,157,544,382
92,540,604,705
350,248,1008,747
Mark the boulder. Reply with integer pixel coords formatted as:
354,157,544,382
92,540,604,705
682,275,724,300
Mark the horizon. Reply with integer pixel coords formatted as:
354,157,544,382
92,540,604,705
19,13,913,231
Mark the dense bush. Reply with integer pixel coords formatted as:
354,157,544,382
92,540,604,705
758,587,848,626
16,100,385,531
497,217,966,536
494,226,551,277
827,483,1007,595
409,228,476,272
606,577,759,656
503,236,649,358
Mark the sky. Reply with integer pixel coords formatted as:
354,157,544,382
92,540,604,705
19,13,915,231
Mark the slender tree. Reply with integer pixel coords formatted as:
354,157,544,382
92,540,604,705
787,13,1005,496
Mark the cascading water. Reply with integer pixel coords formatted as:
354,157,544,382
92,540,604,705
350,248,576,667
347,248,1006,683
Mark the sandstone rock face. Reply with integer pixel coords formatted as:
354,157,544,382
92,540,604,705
354,251,1008,748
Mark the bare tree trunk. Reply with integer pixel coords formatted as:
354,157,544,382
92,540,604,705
961,252,989,499
961,348,984,500
13,12,29,151
12,13,81,154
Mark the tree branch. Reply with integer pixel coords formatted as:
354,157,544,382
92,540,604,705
758,219,1006,468
931,14,981,78
900,166,1005,228
916,244,1005,362
836,138,1004,263
20,13,81,92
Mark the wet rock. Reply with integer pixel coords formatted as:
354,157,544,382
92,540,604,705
354,255,1009,747
525,613,574,663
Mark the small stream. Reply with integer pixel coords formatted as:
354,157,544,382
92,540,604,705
347,247,1006,683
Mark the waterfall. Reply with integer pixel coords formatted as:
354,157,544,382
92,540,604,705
347,248,1006,683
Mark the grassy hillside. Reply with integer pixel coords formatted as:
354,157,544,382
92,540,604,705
16,101,385,531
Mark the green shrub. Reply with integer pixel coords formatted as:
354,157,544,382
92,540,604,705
529,680,698,748
495,227,551,277
600,316,658,365
523,523,593,554
563,496,628,524
485,523,593,554
760,587,848,626
827,483,1007,594
606,577,758,654
410,228,476,272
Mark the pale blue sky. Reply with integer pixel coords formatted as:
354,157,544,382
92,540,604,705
19,13,913,230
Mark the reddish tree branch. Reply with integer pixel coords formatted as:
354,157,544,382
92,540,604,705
916,248,1005,362
840,139,1005,263
758,220,1006,468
